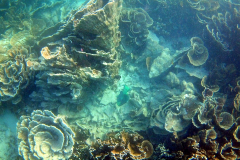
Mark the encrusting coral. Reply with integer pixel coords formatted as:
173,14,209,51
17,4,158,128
17,110,75,160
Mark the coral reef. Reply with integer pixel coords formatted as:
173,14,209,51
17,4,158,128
17,110,75,160
120,7,153,54
187,37,208,66
187,0,220,12
72,0,122,55
0,47,32,103
89,131,153,159
2,1,240,160
164,116,240,159
200,63,237,93
155,78,240,159
150,94,201,134
26,0,123,109
195,2,240,52
29,46,88,109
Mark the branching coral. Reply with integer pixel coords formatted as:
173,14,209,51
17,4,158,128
17,110,75,160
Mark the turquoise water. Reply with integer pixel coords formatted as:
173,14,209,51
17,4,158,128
0,0,240,159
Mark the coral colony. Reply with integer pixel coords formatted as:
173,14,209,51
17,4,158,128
0,0,239,159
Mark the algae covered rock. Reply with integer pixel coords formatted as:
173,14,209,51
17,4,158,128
149,47,190,78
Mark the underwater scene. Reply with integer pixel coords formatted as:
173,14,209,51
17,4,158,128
1,0,240,159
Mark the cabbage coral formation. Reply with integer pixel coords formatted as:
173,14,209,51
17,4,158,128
17,110,75,160
29,46,87,109
187,37,209,66
187,0,220,12
157,76,240,159
195,4,240,51
150,94,201,134
120,7,153,53
89,131,153,159
167,116,240,159
0,47,32,103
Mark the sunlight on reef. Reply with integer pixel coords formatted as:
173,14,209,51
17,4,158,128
0,0,239,159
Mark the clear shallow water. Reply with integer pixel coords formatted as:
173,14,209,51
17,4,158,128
0,0,239,159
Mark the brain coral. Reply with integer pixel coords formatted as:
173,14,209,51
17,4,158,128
17,110,75,160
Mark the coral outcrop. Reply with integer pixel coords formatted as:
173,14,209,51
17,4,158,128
72,0,122,55
29,46,87,109
17,110,75,160
28,0,123,108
